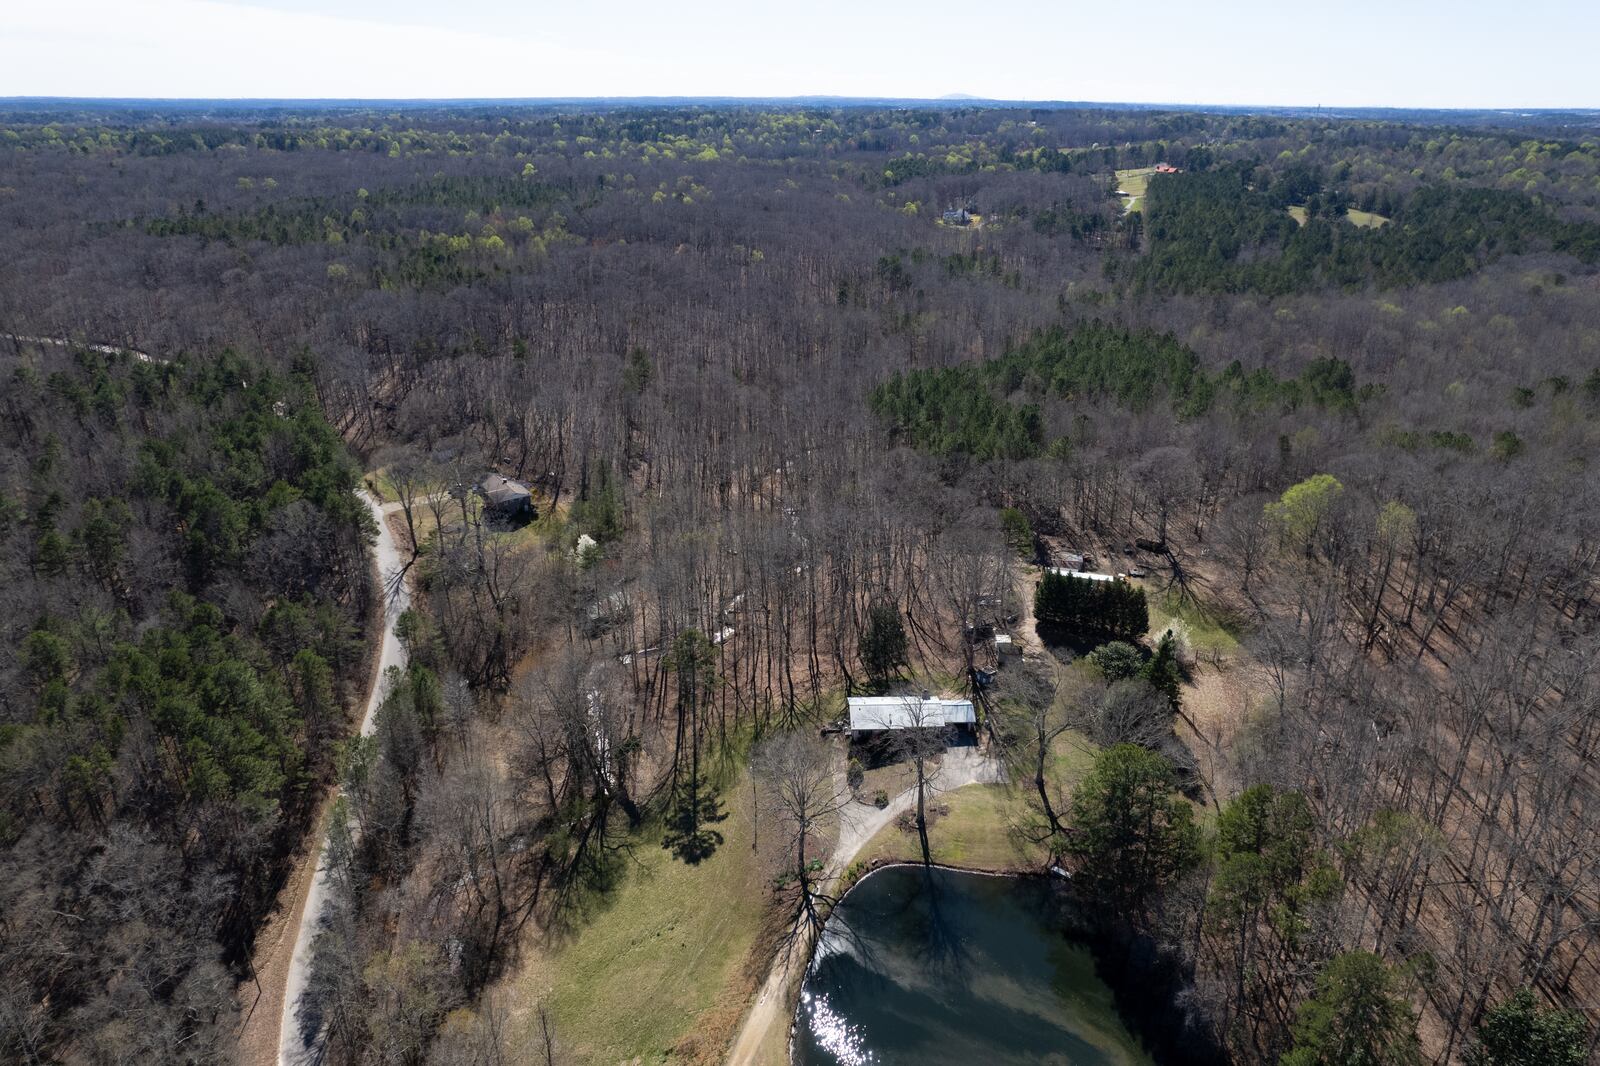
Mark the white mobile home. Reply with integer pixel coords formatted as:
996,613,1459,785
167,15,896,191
847,695,977,740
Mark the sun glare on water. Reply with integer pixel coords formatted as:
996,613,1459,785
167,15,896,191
800,989,875,1066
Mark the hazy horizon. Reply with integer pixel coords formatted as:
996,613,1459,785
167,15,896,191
6,0,1598,110
3,93,1597,115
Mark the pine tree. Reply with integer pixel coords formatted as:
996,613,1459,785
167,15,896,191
1142,629,1183,710
1470,988,1588,1066
1065,744,1201,919
858,601,908,689
1282,952,1420,1066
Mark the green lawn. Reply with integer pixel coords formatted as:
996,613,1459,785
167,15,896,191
364,470,565,558
1115,167,1155,213
1047,726,1099,789
856,781,1046,870
855,760,916,804
1148,587,1242,660
857,724,1096,873
1287,204,1388,229
510,771,769,1065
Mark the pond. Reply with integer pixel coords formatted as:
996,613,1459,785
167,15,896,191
793,865,1156,1066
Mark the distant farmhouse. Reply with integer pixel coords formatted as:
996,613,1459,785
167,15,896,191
942,207,972,226
477,473,535,520
847,695,977,740
1154,162,1181,174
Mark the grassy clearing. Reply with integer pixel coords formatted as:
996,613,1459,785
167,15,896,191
364,475,567,560
362,466,453,505
856,726,1096,873
856,782,1047,870
509,770,770,1066
1115,167,1155,213
1286,204,1389,229
1047,725,1099,790
1148,587,1243,660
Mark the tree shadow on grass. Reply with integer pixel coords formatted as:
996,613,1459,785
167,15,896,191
662,787,728,863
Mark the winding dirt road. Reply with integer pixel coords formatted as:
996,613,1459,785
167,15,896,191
275,490,412,1065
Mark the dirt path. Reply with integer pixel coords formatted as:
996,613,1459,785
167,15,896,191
236,491,412,1066
7,332,165,364
724,745,1000,1065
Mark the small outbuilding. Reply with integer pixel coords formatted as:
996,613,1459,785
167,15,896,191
848,695,977,740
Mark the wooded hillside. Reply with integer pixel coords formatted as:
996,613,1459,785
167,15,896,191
1,102,1598,1065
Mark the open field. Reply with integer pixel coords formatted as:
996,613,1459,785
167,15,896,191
508,771,771,1066
1115,167,1156,212
360,475,566,559
1046,725,1099,790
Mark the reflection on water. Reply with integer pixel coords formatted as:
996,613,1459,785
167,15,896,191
794,866,1155,1066
800,990,874,1066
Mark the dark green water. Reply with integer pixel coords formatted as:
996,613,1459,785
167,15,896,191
793,866,1155,1066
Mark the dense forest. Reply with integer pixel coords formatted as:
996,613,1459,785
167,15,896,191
1,101,1598,1066
0,347,372,1061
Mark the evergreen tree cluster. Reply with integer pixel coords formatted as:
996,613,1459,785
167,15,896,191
869,321,1363,459
1031,200,1110,240
2,345,370,1023
1064,743,1201,917
1034,571,1149,642
1135,165,1600,296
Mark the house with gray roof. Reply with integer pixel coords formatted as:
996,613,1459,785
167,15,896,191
477,473,534,520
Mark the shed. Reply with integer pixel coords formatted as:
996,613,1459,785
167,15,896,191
848,695,977,738
994,633,1020,657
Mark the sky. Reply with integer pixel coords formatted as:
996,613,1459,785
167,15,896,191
4,0,1597,109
